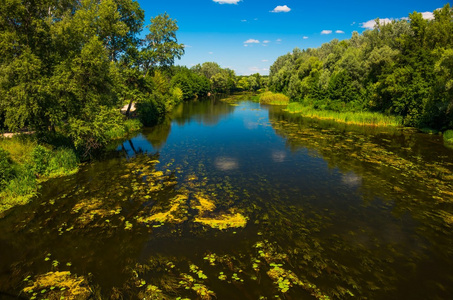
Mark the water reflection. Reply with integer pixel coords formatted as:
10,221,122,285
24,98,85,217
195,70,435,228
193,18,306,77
341,172,362,188
214,156,239,171
170,96,235,126
1,96,453,299
271,150,286,163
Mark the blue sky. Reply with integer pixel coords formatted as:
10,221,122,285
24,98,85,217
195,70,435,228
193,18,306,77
136,0,448,75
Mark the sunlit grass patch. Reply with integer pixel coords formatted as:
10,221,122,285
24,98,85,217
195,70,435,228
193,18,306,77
286,103,402,127
259,91,290,105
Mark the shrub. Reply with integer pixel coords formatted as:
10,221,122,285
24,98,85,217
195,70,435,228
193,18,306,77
46,148,79,177
31,144,51,175
259,92,290,105
0,147,15,187
137,93,166,126
444,130,453,144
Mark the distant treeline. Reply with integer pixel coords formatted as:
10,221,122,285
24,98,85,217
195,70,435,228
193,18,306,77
269,4,453,131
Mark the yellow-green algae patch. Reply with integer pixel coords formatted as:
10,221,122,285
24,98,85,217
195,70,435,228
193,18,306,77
195,211,247,230
23,271,91,299
194,193,216,214
137,194,188,224
71,198,121,226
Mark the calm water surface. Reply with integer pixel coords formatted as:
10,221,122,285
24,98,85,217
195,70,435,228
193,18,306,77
1,96,453,299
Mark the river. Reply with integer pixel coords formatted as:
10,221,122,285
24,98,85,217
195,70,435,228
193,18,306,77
1,96,453,299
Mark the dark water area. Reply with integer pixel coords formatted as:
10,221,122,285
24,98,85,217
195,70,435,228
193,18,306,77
1,96,453,299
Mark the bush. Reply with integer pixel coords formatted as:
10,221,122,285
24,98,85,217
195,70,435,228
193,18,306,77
0,147,15,187
46,148,79,176
137,93,166,126
444,130,453,144
259,92,290,105
31,145,51,175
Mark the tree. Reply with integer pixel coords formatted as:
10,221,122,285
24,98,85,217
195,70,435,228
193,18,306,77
140,13,185,74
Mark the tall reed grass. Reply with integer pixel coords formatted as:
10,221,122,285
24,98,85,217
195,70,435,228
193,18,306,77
285,103,403,127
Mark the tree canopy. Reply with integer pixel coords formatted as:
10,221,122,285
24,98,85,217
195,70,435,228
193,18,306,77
269,4,453,130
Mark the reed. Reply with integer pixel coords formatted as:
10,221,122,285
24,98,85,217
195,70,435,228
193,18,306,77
285,103,403,127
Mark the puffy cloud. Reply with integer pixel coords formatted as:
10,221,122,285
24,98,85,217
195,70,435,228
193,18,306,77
271,5,291,13
263,40,270,43
303,36,309,39
335,30,345,34
321,30,332,35
360,18,393,29
213,0,241,4
421,11,434,20
244,39,260,44
247,67,269,74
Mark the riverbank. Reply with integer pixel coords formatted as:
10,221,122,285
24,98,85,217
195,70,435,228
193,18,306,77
0,119,142,216
285,102,403,127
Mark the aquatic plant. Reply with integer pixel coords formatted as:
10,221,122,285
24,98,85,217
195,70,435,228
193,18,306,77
195,211,247,230
285,102,402,126
22,271,91,299
136,194,188,224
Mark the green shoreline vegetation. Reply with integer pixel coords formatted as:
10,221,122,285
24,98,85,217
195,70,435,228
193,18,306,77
285,102,402,127
0,2,452,216
268,4,453,134
0,0,264,215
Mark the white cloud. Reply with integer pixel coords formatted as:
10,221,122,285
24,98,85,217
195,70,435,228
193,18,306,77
241,19,247,22
263,40,270,43
360,18,393,29
244,39,260,44
421,11,434,20
336,30,345,34
261,59,269,62
276,38,282,43
249,66,268,73
351,21,356,26
213,0,241,4
321,30,332,35
302,36,309,39
208,52,214,55
271,5,291,13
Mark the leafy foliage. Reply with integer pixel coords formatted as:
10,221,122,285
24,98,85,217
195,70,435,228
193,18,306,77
269,4,453,130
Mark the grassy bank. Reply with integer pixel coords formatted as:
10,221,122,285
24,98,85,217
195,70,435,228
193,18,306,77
285,103,403,127
259,91,290,105
0,119,142,216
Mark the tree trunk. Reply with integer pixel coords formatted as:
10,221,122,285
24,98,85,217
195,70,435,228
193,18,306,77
125,99,134,118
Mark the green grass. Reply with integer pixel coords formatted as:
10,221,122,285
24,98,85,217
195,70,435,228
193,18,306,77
259,92,290,105
285,103,403,127
444,130,453,144
0,135,80,216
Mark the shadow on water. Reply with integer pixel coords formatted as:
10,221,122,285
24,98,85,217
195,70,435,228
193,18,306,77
0,96,453,299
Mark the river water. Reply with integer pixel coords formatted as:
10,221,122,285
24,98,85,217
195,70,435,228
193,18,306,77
1,96,453,299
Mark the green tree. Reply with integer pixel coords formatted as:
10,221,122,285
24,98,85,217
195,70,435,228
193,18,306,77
140,13,185,74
